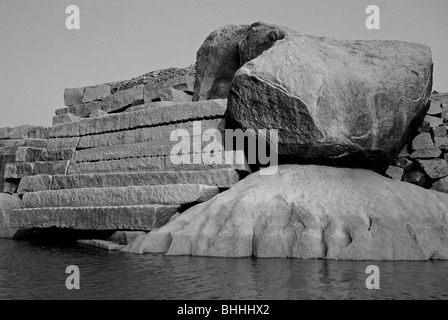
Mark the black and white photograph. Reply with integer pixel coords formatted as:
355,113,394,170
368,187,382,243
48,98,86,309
0,0,447,304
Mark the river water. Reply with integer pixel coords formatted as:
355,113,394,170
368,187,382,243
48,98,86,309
0,238,447,300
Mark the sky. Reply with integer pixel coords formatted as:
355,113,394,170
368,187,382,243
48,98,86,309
0,0,447,128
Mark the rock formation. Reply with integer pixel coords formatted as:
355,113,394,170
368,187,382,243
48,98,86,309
2,22,448,262
192,21,433,171
120,22,448,260
3,67,250,235
123,165,448,260
227,27,433,170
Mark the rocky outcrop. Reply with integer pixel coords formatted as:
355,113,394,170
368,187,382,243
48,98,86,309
227,31,433,170
123,165,448,260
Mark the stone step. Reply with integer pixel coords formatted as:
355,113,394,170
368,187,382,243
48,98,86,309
67,151,250,175
14,147,42,162
11,204,179,230
0,139,48,150
67,156,162,175
18,168,240,193
77,239,124,251
21,184,219,208
47,137,79,150
33,160,70,175
4,161,69,179
53,113,80,126
46,116,223,152
3,162,34,179
18,175,52,193
73,132,223,163
60,85,144,117
76,118,224,150
15,147,74,162
49,99,227,138
7,125,49,140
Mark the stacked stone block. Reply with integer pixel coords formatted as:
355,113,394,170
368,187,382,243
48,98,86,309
53,75,195,125
0,125,49,194
10,76,250,232
386,92,448,192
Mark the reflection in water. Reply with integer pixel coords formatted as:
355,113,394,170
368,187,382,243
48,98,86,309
0,239,447,300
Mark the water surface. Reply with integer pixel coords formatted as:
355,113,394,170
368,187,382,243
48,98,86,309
0,239,447,300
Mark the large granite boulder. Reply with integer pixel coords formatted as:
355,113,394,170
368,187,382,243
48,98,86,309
193,24,249,101
122,165,448,260
0,193,22,238
227,28,433,170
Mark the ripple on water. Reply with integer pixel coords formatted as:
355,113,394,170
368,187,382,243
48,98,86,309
0,239,447,299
